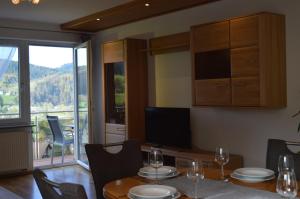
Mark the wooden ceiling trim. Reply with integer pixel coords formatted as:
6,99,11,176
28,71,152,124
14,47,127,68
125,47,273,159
61,0,220,32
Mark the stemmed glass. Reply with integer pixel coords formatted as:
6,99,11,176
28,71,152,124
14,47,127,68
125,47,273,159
214,147,229,181
278,155,295,172
276,155,298,198
149,149,164,183
186,160,204,199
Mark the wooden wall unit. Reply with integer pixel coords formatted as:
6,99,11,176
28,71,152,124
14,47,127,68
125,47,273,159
149,32,190,55
102,39,148,144
103,41,124,63
192,21,230,52
191,12,286,107
195,79,231,106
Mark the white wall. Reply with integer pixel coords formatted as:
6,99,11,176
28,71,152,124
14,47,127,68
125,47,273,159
0,18,83,43
93,0,300,166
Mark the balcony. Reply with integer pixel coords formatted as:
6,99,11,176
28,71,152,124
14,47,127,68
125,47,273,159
31,110,75,167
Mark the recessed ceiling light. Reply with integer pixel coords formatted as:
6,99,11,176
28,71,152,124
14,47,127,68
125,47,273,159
145,3,150,7
96,18,101,21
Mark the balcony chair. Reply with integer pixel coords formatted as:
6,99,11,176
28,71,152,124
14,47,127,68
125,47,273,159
47,115,74,165
266,139,300,179
33,169,88,199
85,140,143,199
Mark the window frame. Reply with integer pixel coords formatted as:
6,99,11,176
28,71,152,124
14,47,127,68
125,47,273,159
0,39,77,127
0,39,30,125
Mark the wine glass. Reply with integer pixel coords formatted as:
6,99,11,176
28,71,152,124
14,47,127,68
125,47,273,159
276,155,298,198
214,147,229,181
149,149,163,183
276,170,298,198
186,160,204,199
278,155,295,172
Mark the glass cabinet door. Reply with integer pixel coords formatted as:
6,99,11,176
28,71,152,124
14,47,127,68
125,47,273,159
104,62,125,125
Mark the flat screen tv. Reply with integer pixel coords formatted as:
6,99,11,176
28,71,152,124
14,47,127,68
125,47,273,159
145,107,191,149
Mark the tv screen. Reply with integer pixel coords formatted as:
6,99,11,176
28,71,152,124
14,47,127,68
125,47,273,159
145,107,191,149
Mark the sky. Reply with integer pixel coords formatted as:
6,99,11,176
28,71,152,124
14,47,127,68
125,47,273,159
1,45,87,68
28,46,73,68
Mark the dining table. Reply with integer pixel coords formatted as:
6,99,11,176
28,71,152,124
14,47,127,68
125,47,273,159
103,167,300,199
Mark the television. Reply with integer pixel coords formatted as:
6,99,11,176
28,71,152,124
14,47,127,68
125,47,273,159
145,107,191,149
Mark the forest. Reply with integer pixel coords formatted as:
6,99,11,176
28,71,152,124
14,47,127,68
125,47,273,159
0,60,74,115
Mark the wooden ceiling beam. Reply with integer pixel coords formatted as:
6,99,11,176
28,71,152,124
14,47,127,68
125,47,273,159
61,0,220,32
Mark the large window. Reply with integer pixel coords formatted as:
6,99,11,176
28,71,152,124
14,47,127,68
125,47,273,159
29,45,74,113
0,45,20,119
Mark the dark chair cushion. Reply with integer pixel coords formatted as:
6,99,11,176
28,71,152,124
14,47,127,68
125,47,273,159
85,140,143,199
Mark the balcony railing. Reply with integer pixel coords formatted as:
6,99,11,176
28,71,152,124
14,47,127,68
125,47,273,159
31,110,74,163
0,110,80,166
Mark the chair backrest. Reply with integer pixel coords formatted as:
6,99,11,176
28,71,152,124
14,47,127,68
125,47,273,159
85,140,143,199
33,169,60,199
266,139,300,179
33,169,88,199
47,115,64,144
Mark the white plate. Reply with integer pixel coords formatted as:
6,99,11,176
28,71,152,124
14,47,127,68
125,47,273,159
139,166,176,176
231,173,275,183
128,191,181,199
233,168,274,178
129,185,177,199
138,171,180,180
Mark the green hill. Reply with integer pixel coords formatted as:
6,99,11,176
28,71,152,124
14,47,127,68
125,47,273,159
5,60,73,80
0,60,74,108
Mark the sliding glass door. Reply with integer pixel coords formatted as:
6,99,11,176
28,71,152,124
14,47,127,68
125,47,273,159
74,41,92,169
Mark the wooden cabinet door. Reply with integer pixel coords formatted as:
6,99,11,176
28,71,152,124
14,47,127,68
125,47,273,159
103,40,124,63
230,15,259,48
231,46,259,77
191,21,230,52
232,77,260,106
194,78,231,106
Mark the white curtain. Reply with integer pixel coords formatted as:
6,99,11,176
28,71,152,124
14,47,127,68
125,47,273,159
0,46,16,79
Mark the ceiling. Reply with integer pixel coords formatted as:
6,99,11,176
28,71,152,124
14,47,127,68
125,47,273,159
0,0,132,24
61,0,220,32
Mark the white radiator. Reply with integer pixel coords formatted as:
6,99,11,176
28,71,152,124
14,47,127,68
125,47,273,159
0,131,30,173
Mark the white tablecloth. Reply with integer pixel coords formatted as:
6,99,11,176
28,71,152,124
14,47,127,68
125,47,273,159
162,176,295,199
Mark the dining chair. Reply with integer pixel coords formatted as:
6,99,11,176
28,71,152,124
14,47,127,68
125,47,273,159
47,115,74,165
33,169,88,199
85,140,143,199
266,139,300,179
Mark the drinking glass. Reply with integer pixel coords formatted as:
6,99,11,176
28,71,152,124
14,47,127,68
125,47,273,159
186,160,204,199
278,155,295,172
276,170,298,198
214,147,229,181
149,149,164,183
